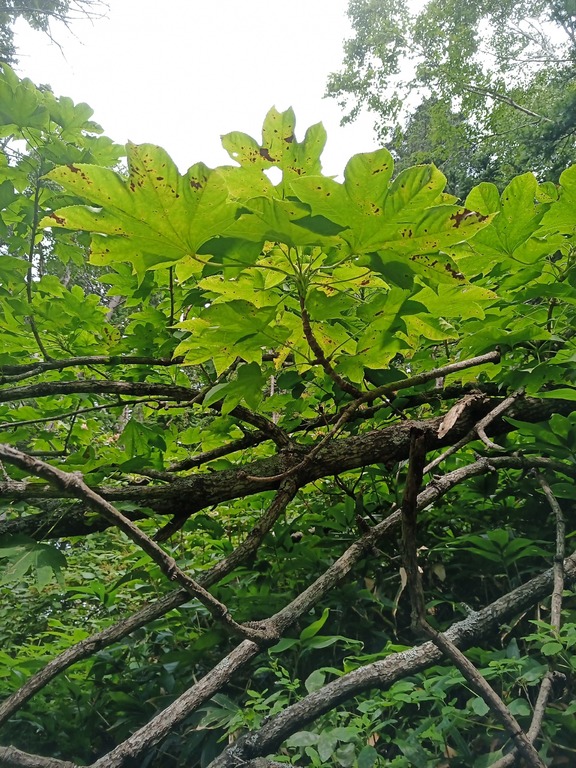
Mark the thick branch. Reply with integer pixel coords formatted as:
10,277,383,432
0,747,76,768
1,455,573,767
0,356,184,384
1,396,575,540
0,379,289,448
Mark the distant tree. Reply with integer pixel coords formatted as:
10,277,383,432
328,0,576,196
0,0,107,64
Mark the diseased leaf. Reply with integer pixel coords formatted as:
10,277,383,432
42,144,239,274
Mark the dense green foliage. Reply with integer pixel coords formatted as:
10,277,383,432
328,0,576,196
0,62,575,768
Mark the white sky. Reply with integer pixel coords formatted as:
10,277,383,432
14,0,380,176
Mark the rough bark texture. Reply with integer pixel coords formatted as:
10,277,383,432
1,395,573,541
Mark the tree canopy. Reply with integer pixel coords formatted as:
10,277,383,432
327,0,576,196
0,0,107,64
0,62,576,767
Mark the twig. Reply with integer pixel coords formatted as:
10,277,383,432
0,398,168,430
299,296,362,398
490,477,567,766
167,431,267,472
464,84,554,122
425,389,523,473
400,438,546,767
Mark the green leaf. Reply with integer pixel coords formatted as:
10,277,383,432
286,731,320,747
304,669,326,693
470,697,490,716
42,144,239,275
300,607,330,640
203,383,230,409
539,388,576,400
357,745,378,768
540,641,563,656
0,65,49,132
118,418,166,458
317,730,337,762
222,107,326,179
292,167,492,257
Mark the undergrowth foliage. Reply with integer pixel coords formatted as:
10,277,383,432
0,64,575,767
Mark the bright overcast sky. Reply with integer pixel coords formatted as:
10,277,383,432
14,0,379,176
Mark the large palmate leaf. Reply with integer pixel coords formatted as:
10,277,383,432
222,106,327,179
291,151,493,263
0,65,49,135
464,174,559,266
41,143,240,277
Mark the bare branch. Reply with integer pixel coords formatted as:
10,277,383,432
208,548,576,767
426,389,523,473
0,480,298,727
0,355,185,384
0,445,274,643
464,84,554,122
537,473,566,630
2,402,575,541
0,746,77,768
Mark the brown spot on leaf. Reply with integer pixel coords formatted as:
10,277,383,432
285,134,295,144
190,180,203,190
444,263,465,280
49,212,66,225
67,164,89,182
450,209,488,228
156,176,164,181
259,147,276,162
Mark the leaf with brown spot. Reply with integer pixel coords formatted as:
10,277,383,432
40,143,240,277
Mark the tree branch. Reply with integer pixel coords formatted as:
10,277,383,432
0,355,185,384
0,480,298,727
2,398,575,540
0,446,275,643
208,548,576,767
464,84,554,122
299,296,362,397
